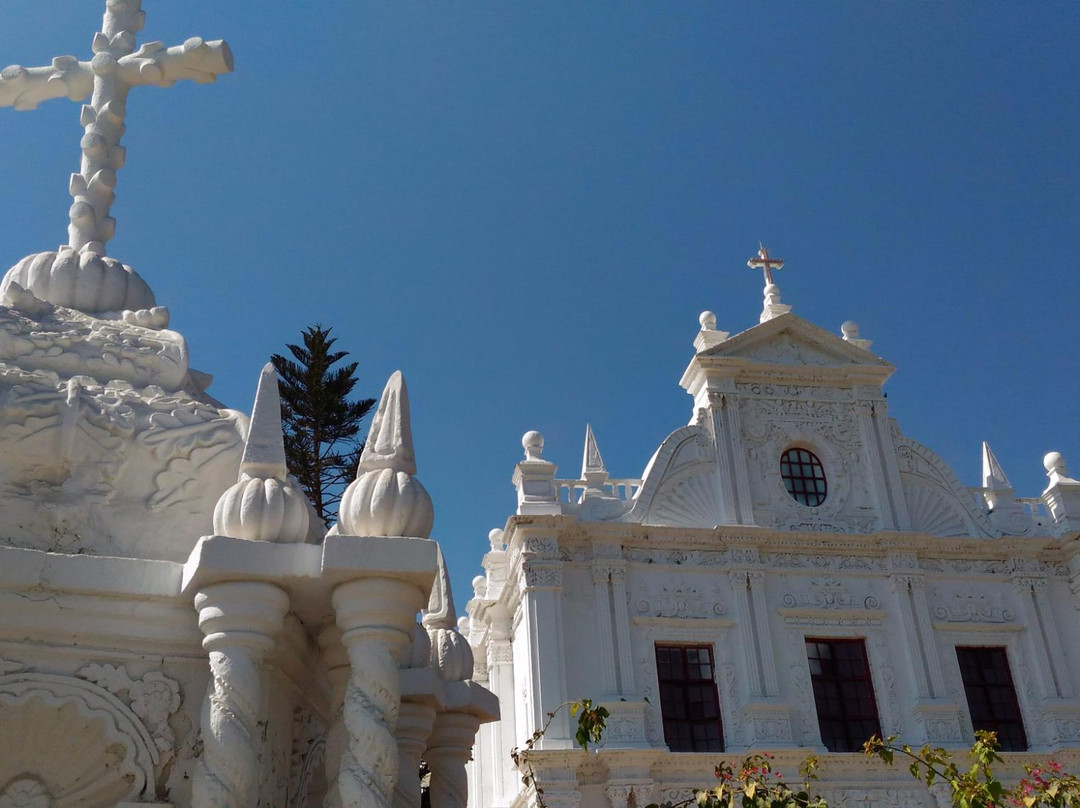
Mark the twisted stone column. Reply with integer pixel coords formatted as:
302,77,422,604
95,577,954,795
325,577,426,808
191,580,289,808
394,701,436,808
426,711,481,808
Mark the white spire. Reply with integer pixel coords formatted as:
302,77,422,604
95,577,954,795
213,362,309,543
581,423,607,478
336,371,434,538
240,362,288,480
981,441,1013,492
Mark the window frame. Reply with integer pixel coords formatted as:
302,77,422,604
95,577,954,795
654,642,725,753
955,645,1028,752
780,446,828,507
804,636,882,753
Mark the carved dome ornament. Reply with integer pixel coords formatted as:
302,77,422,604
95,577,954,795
422,545,474,682
0,1,233,318
337,370,434,539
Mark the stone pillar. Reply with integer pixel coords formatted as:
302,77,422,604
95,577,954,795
591,563,619,696
394,701,437,808
318,623,351,802
486,612,517,804
609,564,636,694
191,580,289,808
427,711,481,808
325,576,427,808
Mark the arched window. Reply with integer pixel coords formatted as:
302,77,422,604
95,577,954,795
780,447,827,507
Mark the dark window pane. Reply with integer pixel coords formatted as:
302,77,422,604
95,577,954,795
956,647,1027,751
655,644,724,753
804,638,881,753
780,448,827,506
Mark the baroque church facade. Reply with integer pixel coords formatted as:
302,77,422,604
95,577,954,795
463,259,1080,808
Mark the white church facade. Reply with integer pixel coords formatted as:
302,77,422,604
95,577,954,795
463,253,1080,808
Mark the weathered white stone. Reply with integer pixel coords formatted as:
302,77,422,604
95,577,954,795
337,370,435,539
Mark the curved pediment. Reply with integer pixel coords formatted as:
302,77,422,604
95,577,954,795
623,426,720,527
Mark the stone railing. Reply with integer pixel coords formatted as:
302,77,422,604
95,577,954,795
557,478,642,504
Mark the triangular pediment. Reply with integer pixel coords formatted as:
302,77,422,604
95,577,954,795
699,313,892,370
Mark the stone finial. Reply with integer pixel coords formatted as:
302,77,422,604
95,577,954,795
841,320,873,350
513,430,561,516
1042,451,1080,532
693,310,729,351
0,1,233,317
488,528,504,550
748,244,791,323
213,363,309,543
337,371,434,539
523,430,544,461
423,544,457,631
1045,452,1078,486
423,545,474,682
581,423,607,479
581,423,611,501
982,442,1013,493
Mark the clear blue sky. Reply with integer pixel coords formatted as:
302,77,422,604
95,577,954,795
2,2,1078,603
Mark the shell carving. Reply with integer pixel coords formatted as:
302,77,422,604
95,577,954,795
428,627,474,682
1,248,156,314
338,467,434,539
213,475,309,543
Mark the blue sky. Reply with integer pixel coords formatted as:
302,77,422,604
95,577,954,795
2,2,1078,602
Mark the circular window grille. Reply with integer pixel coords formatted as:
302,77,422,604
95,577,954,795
780,447,827,507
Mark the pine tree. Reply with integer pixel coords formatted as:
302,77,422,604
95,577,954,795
271,325,376,527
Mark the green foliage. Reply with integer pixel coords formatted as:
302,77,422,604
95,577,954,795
865,732,1080,808
513,700,1080,808
271,324,375,526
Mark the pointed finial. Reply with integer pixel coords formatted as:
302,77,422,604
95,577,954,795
422,543,457,631
213,362,309,543
336,371,434,538
582,423,607,478
240,362,288,481
358,370,416,475
982,442,1013,492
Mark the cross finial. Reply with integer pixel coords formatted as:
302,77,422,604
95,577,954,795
0,1,232,315
747,243,792,323
747,242,784,285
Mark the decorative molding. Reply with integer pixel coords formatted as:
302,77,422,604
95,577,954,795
780,577,881,611
522,561,563,590
636,585,727,619
78,663,181,764
932,594,1013,624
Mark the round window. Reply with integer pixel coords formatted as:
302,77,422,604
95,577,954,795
780,447,827,507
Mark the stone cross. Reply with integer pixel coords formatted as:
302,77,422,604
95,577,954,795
0,0,233,256
747,243,784,286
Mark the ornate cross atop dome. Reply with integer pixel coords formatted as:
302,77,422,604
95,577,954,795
0,0,232,316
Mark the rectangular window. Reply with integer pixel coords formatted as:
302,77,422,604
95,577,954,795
956,646,1028,751
655,643,724,752
805,638,882,752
